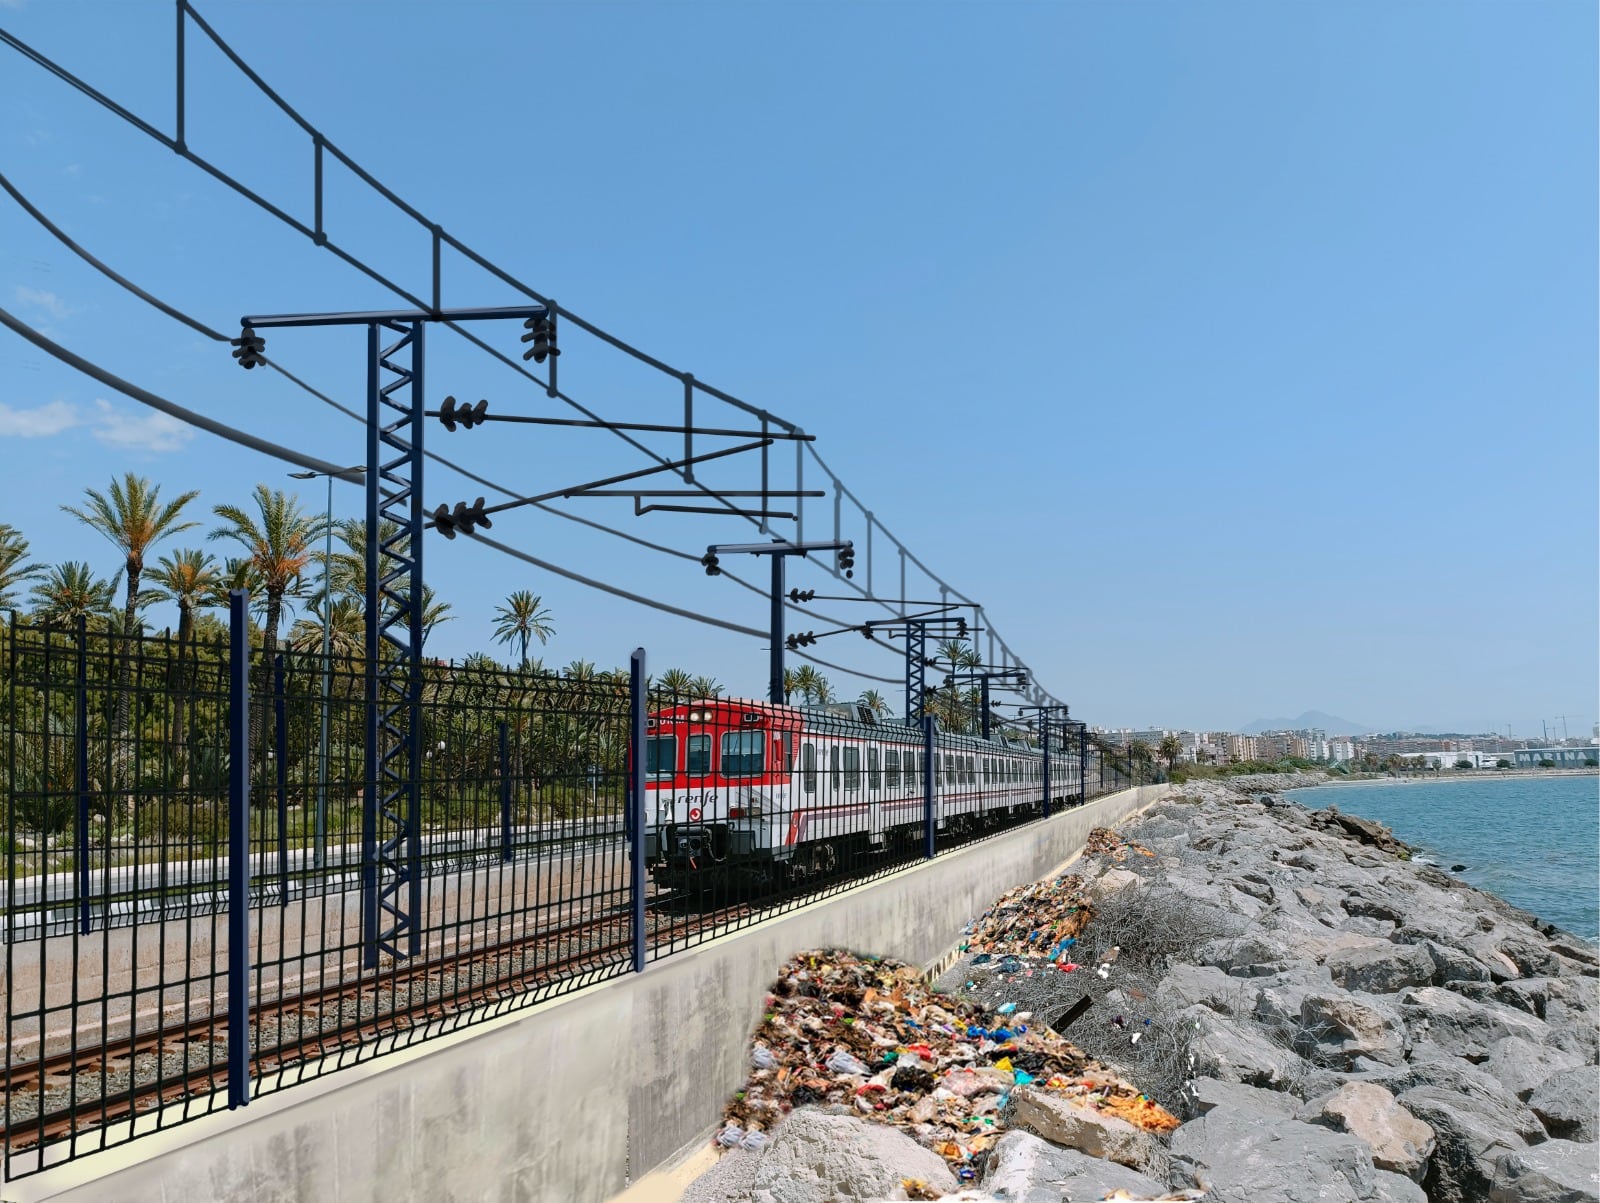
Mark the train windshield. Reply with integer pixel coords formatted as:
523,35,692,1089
720,730,764,777
645,736,677,777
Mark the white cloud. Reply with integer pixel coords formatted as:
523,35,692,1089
88,399,193,454
14,285,69,319
0,399,79,437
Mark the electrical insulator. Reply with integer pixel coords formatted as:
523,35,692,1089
788,588,816,603
439,396,488,432
430,497,493,539
521,311,559,364
836,541,855,578
701,551,721,576
231,329,266,369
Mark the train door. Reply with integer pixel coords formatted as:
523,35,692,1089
866,746,884,844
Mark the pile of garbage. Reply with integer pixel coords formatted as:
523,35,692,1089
957,873,1094,962
717,949,1179,1183
1083,826,1156,862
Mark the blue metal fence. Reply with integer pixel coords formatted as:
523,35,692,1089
0,607,1128,1179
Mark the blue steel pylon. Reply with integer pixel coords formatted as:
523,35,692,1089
364,318,425,964
905,621,927,722
236,303,549,967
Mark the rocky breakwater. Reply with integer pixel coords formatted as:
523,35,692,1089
676,777,1599,1203
1062,779,1600,1203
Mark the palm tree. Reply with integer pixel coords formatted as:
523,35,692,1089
688,675,723,699
1158,733,1183,772
145,548,223,769
788,664,821,704
858,688,890,718
421,584,453,648
209,484,324,670
29,562,116,624
491,590,555,665
1128,739,1154,782
0,523,42,610
145,549,222,656
287,595,365,659
655,668,695,702
63,474,199,732
782,667,800,703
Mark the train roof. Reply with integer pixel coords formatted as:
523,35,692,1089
648,697,1063,753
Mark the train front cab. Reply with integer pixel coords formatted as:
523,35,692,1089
642,700,798,890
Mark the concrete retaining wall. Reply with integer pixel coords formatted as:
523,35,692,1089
3,784,1169,1203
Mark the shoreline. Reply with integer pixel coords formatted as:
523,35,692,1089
678,775,1600,1203
1288,768,1599,791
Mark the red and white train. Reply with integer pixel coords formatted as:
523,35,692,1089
641,697,1083,888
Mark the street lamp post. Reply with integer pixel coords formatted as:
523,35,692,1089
290,466,361,872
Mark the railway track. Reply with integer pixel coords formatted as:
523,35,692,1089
0,813,1054,1158
1,894,748,1155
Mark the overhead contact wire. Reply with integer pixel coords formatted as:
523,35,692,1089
0,16,1036,697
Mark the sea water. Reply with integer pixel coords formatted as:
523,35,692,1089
1286,776,1599,940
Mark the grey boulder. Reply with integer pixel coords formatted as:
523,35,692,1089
1530,1067,1600,1143
981,1130,1170,1203
1169,1104,1380,1202
1485,1035,1585,1101
1398,1084,1541,1203
1399,985,1548,1059
1007,1086,1158,1172
1373,1169,1429,1203
739,1109,957,1203
1488,1140,1600,1203
1326,940,1437,995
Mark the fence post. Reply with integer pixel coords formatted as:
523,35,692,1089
629,648,647,973
75,615,90,937
227,589,251,1110
1078,726,1087,805
498,720,512,863
1042,718,1052,820
274,654,288,906
922,715,936,860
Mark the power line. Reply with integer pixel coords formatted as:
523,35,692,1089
0,304,897,684
0,166,887,653
0,11,1065,706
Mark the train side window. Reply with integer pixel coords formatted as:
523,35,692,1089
830,746,841,789
884,750,900,789
687,734,711,776
802,743,817,794
868,746,881,791
942,755,954,786
843,747,861,791
782,730,794,772
645,735,678,779
721,730,764,777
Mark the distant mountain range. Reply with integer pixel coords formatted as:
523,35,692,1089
1239,711,1372,736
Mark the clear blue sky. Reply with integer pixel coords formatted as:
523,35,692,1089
1,1,1594,737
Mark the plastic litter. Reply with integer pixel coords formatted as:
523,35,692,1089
826,1048,871,1076
716,949,1179,1174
